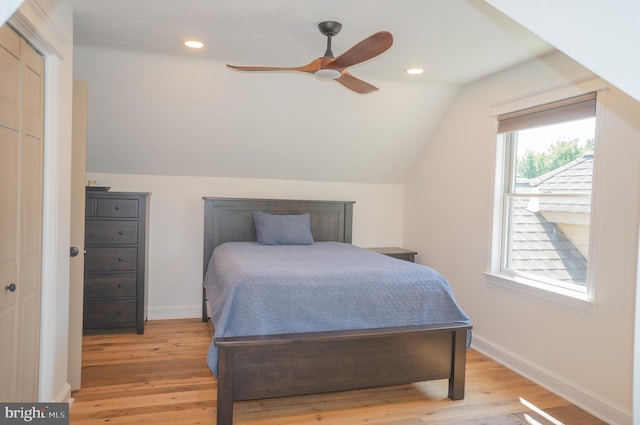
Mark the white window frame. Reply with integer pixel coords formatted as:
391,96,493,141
486,81,607,309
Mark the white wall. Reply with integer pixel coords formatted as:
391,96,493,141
404,50,640,424
9,0,74,402
86,172,404,319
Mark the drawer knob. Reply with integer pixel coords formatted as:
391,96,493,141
118,230,124,235
118,283,124,288
5,283,16,292
118,257,124,262
117,309,123,315
115,206,120,211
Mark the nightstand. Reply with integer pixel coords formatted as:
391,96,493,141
367,247,417,262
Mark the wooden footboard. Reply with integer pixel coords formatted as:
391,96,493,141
214,323,471,425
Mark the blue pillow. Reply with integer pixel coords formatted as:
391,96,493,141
253,211,314,245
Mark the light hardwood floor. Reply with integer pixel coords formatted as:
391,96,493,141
70,319,606,425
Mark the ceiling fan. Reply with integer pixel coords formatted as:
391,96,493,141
227,21,393,94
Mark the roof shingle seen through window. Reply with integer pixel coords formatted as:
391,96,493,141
509,153,592,285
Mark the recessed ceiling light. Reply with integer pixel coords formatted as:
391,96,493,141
184,40,204,49
406,68,424,75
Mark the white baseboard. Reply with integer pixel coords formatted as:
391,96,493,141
471,333,631,425
147,305,201,320
53,382,71,403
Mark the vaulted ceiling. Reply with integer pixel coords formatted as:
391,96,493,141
67,0,554,183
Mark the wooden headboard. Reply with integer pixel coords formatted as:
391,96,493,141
201,197,355,320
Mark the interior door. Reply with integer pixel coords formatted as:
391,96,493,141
68,80,88,390
0,22,21,403
0,24,44,402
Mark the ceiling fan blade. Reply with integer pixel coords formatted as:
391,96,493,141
326,31,393,70
227,58,323,74
335,71,379,94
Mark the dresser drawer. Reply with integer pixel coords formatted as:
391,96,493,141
97,198,139,218
84,273,137,299
84,299,136,328
85,220,138,244
85,247,138,271
85,197,95,217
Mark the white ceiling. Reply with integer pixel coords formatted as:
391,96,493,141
67,0,554,184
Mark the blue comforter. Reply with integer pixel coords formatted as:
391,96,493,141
203,242,471,375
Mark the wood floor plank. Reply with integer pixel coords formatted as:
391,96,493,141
69,319,606,425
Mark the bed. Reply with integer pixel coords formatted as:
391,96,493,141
202,197,472,425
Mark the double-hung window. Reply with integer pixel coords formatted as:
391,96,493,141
492,93,597,299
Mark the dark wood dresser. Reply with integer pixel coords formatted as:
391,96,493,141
84,190,150,334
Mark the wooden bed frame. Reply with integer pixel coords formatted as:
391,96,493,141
202,197,471,425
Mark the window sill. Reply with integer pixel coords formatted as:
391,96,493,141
483,272,596,312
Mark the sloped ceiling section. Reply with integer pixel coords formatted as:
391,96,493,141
69,0,554,184
485,0,640,103
0,0,23,25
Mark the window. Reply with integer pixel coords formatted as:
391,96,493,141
492,93,597,298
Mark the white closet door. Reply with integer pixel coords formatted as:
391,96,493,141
0,24,44,402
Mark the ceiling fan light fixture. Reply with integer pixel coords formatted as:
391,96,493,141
184,40,204,49
314,69,342,80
